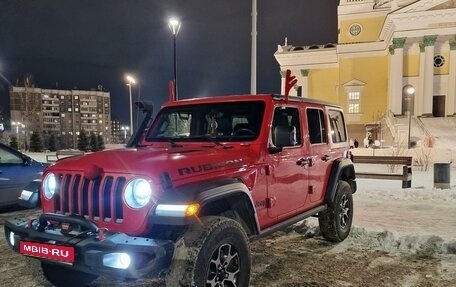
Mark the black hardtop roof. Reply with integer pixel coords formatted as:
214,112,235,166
163,94,342,109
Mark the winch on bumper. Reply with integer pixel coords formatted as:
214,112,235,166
4,213,174,280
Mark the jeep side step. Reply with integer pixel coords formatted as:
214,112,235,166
249,205,327,241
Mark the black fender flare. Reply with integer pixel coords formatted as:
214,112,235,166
152,178,260,235
324,158,356,204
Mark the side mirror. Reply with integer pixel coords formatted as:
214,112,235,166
22,155,32,166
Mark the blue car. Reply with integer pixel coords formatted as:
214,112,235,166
0,143,48,208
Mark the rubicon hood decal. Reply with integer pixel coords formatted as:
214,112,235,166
178,159,243,176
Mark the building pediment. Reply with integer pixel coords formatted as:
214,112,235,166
343,79,366,87
379,0,456,43
393,0,455,13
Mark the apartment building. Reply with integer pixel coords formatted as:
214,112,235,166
10,86,111,149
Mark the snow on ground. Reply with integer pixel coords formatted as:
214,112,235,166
27,146,456,250
13,144,456,286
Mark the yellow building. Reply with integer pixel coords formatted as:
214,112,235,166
275,0,456,141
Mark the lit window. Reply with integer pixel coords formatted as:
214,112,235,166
347,91,361,114
348,91,360,100
348,103,360,113
68,108,72,112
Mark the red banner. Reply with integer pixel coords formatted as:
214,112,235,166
20,241,74,263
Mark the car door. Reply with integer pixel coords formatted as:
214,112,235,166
266,106,309,219
0,145,36,206
303,107,333,204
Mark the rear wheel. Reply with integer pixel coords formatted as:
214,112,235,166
41,261,98,287
318,181,353,242
166,216,251,287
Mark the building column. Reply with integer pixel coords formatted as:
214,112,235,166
421,35,437,116
388,37,406,115
280,70,286,95
417,43,425,116
300,69,309,98
449,38,456,115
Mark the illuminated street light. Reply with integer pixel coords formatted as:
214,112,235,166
121,126,130,141
168,18,181,100
11,121,21,135
125,75,136,135
402,84,415,149
11,121,25,149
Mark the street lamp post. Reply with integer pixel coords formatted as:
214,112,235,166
121,126,130,142
11,121,23,149
402,84,415,149
125,75,136,135
11,121,21,135
168,18,181,100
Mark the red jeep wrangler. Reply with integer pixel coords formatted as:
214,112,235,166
5,94,356,287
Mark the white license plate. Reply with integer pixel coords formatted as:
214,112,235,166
20,241,74,263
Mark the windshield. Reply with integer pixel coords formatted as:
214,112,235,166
145,101,265,143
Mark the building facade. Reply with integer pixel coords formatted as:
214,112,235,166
275,0,456,140
10,86,111,149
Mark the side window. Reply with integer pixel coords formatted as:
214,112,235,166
0,147,22,164
271,107,301,147
328,109,347,143
306,108,327,144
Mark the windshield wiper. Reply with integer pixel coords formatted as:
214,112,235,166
146,137,183,147
190,136,222,146
191,136,235,149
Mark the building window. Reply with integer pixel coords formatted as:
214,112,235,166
348,91,361,113
434,55,445,68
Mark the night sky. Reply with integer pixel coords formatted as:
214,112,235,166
0,0,338,125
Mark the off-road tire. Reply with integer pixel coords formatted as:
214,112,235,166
41,261,98,287
166,216,251,287
318,180,353,242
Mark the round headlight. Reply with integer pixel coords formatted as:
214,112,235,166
43,173,57,199
124,178,152,208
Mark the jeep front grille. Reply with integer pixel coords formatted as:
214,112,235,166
53,173,126,223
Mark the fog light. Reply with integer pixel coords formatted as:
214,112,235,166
8,231,15,247
103,253,131,269
20,190,33,201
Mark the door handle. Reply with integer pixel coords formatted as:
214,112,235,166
296,157,312,167
322,154,331,162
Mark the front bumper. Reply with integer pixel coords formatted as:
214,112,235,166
4,213,174,280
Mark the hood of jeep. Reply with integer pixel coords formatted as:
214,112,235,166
47,146,253,183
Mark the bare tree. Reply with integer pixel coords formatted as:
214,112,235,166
16,74,43,148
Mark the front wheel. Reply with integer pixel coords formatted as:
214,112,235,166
318,180,353,242
41,261,98,287
166,216,251,287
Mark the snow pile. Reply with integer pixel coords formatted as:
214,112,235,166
348,228,456,256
